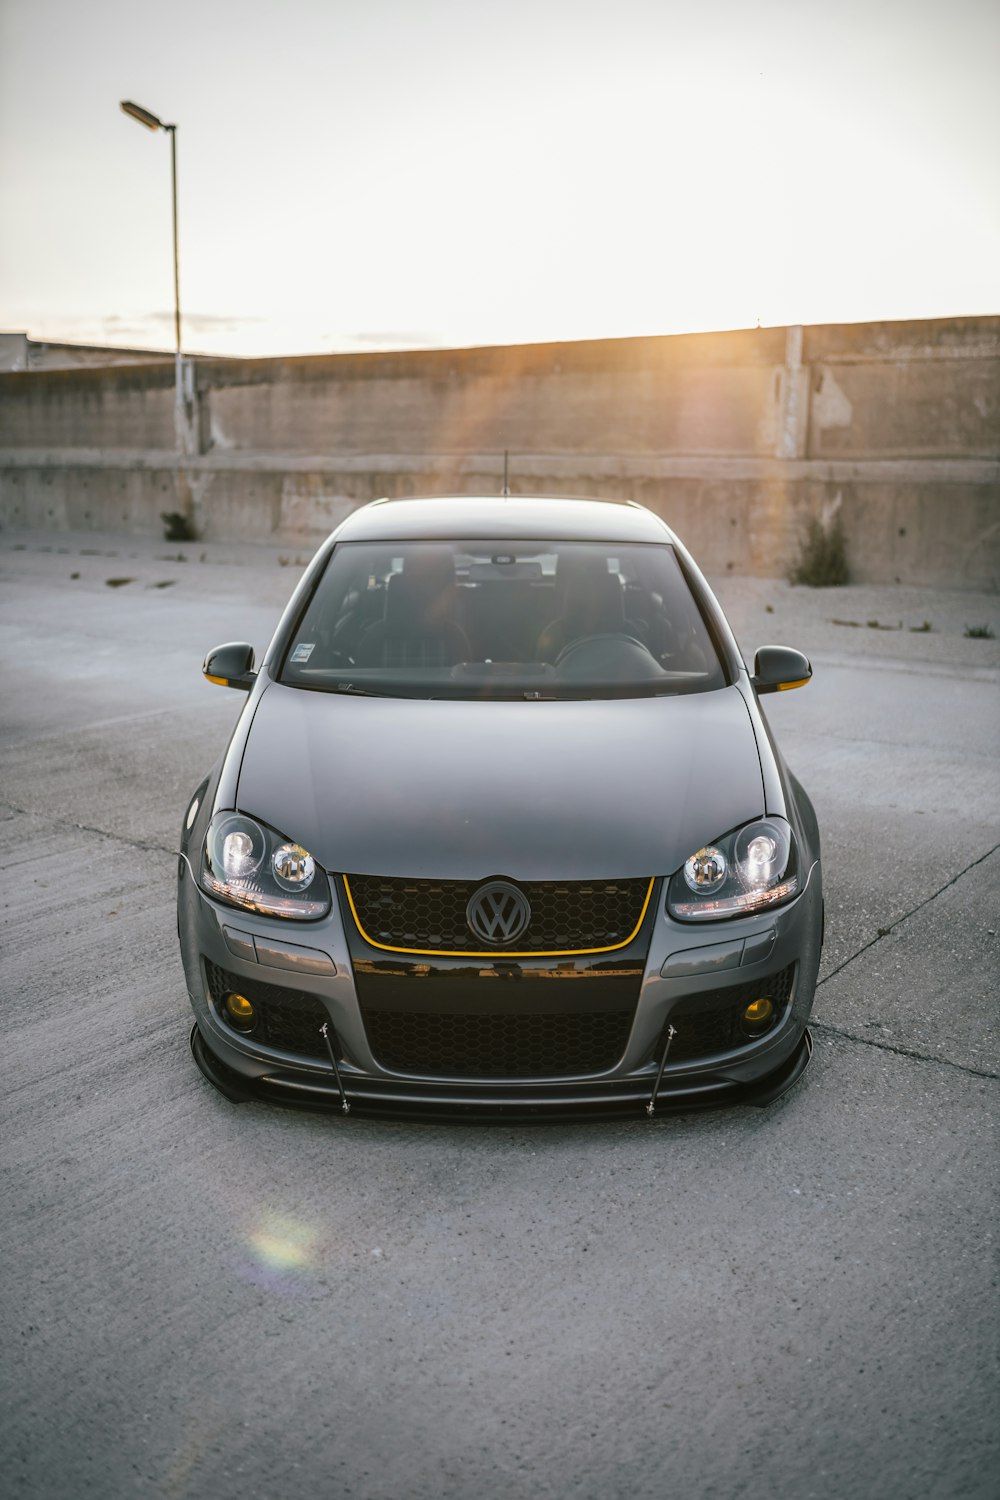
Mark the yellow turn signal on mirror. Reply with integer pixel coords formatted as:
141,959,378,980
776,678,810,691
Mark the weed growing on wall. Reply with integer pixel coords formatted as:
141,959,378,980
161,511,197,542
964,623,995,639
790,515,849,587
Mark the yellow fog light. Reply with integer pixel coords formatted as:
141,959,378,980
225,992,256,1031
742,996,775,1034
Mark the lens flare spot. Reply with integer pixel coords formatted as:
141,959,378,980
246,1216,318,1274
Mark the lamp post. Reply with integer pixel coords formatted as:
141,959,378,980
120,100,186,446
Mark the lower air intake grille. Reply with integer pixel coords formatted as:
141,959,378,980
345,875,651,952
662,964,797,1063
361,1007,632,1079
205,960,330,1059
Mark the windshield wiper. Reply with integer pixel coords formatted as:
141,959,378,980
329,682,442,700
523,685,682,700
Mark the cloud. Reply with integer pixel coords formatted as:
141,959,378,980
185,312,266,332
335,330,446,350
100,311,263,334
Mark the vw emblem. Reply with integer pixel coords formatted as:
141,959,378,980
466,880,531,946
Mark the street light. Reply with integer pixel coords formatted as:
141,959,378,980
120,99,185,445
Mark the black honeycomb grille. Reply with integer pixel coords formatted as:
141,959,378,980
205,960,330,1059
361,1006,631,1078
661,964,797,1063
345,875,651,952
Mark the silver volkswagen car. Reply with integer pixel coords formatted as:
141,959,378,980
178,495,822,1116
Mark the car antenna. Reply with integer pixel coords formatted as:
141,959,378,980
502,449,510,497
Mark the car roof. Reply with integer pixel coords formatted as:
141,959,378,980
331,495,678,545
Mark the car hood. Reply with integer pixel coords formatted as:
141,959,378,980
235,682,764,881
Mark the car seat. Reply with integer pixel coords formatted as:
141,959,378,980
355,551,470,668
535,553,643,661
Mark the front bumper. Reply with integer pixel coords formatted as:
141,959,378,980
190,1020,812,1118
178,857,822,1118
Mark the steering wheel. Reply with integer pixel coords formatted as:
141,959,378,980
554,632,649,667
553,633,665,683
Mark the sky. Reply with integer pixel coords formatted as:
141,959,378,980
1,0,998,358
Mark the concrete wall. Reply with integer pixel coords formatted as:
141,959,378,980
2,317,997,588
0,361,178,447
0,332,179,372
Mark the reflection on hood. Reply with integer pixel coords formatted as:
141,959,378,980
236,683,764,881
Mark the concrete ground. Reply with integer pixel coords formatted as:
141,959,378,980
1,530,997,1500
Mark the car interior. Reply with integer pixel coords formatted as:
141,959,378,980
281,540,724,695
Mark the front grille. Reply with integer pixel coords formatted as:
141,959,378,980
344,875,652,953
661,964,797,1063
205,960,330,1059
362,1007,631,1078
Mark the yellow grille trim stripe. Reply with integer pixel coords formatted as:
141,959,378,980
341,875,656,959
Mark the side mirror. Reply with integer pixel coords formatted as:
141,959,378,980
203,641,256,691
751,645,812,695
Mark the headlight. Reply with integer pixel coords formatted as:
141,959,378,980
667,817,799,921
200,812,331,920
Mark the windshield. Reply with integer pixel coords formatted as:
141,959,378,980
279,539,726,699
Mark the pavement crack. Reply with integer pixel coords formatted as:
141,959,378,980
1,800,175,858
810,1020,999,1082
817,840,1000,988
2,700,222,749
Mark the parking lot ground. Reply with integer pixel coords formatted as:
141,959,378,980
1,530,998,1500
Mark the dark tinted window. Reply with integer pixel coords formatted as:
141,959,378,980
280,540,725,699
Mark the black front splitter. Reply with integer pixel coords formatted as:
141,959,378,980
190,1024,812,1121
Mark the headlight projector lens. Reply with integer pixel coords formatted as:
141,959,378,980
272,842,316,890
684,846,728,891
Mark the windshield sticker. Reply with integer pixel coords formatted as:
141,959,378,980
290,642,316,663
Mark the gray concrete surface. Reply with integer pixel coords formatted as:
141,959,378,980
1,530,998,1500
